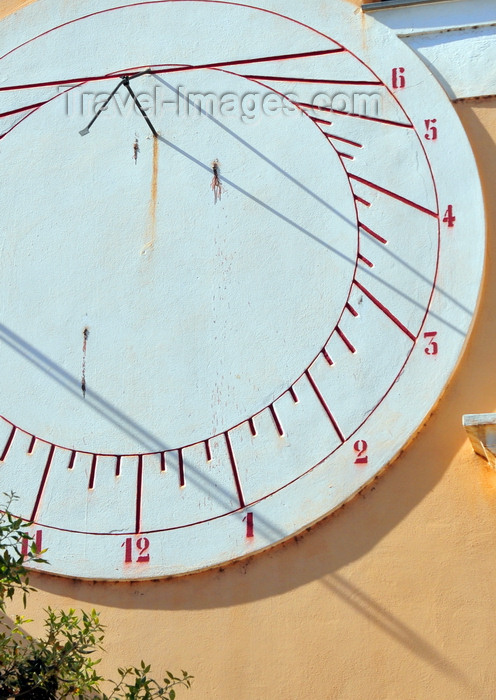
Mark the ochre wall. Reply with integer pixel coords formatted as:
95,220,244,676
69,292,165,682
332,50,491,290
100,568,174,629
0,0,37,20
3,1,496,698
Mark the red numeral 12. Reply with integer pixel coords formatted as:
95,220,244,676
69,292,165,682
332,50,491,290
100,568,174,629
354,440,368,465
443,205,456,228
122,536,150,563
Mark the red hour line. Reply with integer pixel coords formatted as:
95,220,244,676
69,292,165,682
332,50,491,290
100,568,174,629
346,302,359,317
358,253,374,268
331,109,413,129
322,348,334,365
116,455,122,476
0,101,48,119
204,440,212,462
336,327,356,354
296,102,413,129
0,74,110,92
354,279,416,342
0,75,109,92
305,370,344,442
337,152,354,161
178,449,185,487
351,175,438,218
0,426,16,462
68,450,76,470
354,195,371,207
289,386,299,403
224,432,245,509
359,222,387,245
0,49,346,94
135,454,143,534
310,115,333,127
248,417,257,436
269,404,284,437
241,75,381,85
88,454,98,490
31,444,55,522
326,133,363,149
27,435,37,455
157,48,346,73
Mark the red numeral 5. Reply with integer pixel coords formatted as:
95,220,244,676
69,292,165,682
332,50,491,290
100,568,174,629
424,331,438,355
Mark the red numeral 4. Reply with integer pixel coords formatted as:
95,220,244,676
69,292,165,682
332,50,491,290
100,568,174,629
122,536,150,564
443,205,456,228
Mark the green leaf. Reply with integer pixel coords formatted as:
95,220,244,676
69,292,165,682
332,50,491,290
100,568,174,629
0,493,193,699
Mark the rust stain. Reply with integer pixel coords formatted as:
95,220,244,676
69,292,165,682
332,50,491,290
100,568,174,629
141,136,159,255
81,326,89,398
359,2,369,52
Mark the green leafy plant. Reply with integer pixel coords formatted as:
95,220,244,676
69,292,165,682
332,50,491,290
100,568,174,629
0,493,193,699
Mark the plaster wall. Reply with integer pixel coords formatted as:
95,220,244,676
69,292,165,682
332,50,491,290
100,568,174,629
2,1,496,698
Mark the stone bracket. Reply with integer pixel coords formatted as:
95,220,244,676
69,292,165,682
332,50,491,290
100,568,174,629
463,414,496,469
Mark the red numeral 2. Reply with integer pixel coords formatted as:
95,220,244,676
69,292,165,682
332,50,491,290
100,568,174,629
21,529,43,558
443,205,456,228
122,536,150,564
424,331,438,355
354,440,368,465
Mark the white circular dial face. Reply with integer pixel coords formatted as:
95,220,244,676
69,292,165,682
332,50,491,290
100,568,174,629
0,0,485,578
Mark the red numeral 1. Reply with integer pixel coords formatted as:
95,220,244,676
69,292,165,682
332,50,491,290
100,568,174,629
443,205,456,228
245,512,254,538
354,440,368,465
122,536,150,564
122,537,133,563
21,529,42,558
424,331,438,355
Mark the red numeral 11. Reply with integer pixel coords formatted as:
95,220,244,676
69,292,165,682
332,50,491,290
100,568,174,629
21,529,43,558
